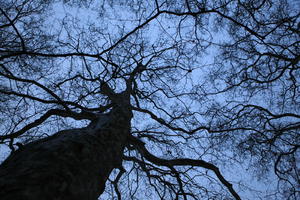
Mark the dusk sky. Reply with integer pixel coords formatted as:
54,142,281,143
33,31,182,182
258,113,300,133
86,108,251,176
0,1,299,199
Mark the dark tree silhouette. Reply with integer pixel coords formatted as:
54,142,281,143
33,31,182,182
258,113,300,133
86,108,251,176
0,0,299,199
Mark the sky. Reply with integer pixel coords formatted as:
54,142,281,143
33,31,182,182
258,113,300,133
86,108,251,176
0,1,299,199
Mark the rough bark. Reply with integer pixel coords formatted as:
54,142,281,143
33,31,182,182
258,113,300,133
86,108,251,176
0,108,131,200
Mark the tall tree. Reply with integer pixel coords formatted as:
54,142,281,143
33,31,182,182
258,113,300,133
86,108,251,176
0,0,299,199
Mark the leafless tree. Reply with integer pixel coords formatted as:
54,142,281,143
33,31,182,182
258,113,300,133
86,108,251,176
0,0,299,199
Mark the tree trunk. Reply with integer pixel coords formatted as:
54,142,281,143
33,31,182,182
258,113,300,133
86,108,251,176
0,109,130,200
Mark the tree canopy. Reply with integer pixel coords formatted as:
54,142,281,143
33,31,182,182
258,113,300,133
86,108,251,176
0,0,299,199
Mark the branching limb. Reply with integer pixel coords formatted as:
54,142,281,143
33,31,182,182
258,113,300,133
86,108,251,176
0,109,101,140
132,106,257,135
112,167,126,200
129,136,242,200
0,8,26,51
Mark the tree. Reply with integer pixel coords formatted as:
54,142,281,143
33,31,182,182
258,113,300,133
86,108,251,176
0,0,299,199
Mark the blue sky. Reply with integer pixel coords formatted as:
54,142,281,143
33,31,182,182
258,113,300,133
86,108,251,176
1,1,299,199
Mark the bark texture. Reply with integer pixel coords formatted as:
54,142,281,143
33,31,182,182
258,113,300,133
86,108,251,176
0,107,131,200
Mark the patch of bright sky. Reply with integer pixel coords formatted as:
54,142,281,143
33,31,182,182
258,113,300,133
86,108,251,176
1,1,296,199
